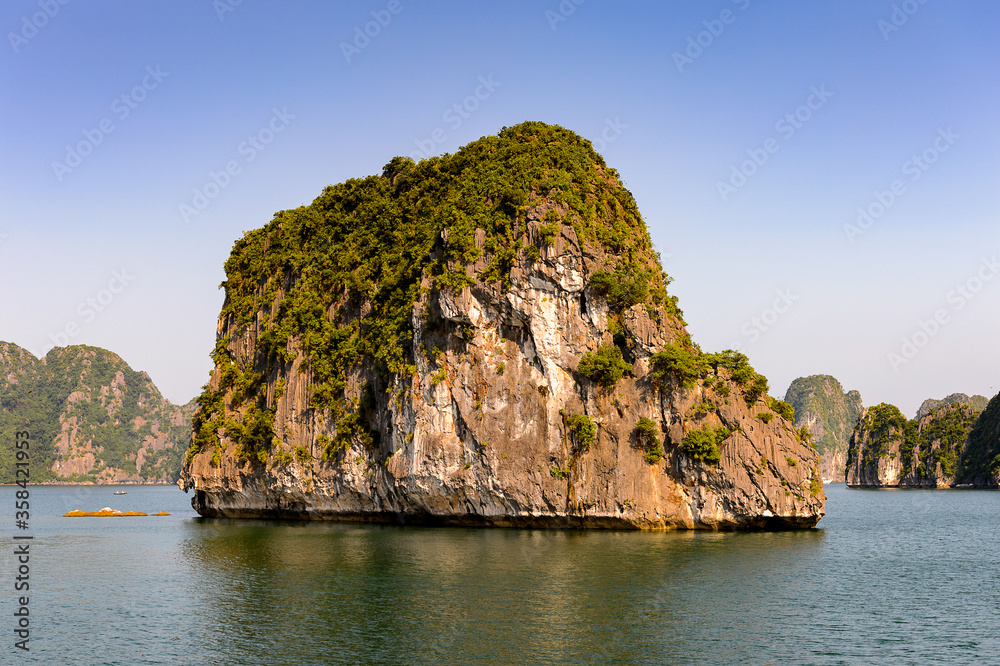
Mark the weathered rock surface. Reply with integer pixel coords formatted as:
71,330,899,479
784,375,862,481
0,342,196,483
916,393,988,420
956,391,1000,487
846,400,994,488
179,122,824,529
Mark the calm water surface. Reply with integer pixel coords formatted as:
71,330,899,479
2,484,999,665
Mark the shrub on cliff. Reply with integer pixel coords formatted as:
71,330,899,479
634,418,666,464
767,397,795,421
588,269,649,312
565,412,597,451
702,349,769,407
649,344,708,389
649,345,769,409
679,426,732,466
537,209,560,246
578,345,632,387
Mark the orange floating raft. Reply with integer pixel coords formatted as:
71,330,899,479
63,507,171,517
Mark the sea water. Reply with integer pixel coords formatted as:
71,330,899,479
2,484,998,665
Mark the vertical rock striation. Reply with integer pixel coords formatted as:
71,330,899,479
179,122,824,529
784,375,862,481
846,399,997,488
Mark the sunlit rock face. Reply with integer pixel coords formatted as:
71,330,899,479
180,122,824,530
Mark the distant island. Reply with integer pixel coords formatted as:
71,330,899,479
0,342,195,484
179,121,825,529
782,376,998,487
846,393,1000,488
784,375,862,481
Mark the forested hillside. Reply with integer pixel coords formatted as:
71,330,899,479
0,342,195,483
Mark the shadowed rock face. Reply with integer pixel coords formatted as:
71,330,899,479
846,401,993,488
784,375,862,482
179,122,824,530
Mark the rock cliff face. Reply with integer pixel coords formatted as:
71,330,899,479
846,401,988,487
956,392,1000,487
0,342,196,483
179,122,824,529
916,393,988,420
784,375,862,481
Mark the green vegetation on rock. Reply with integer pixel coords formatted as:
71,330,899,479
848,399,989,484
916,393,989,420
767,397,795,422
649,345,768,407
565,412,597,452
957,393,1000,483
847,403,914,473
0,342,194,483
648,343,707,389
578,345,632,387
913,404,978,477
679,425,733,466
189,121,679,460
634,417,665,464
784,375,863,480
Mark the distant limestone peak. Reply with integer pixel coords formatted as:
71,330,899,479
784,375,862,481
915,393,989,420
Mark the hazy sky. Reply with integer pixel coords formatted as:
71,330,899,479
2,1,998,417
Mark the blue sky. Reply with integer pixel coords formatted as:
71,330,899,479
2,0,998,417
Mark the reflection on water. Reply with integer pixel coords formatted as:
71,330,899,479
178,519,827,665
6,484,1000,664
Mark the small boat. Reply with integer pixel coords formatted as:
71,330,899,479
113,491,128,495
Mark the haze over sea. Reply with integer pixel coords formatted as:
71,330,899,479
2,484,997,665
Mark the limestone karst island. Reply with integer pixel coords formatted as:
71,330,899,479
179,122,825,529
